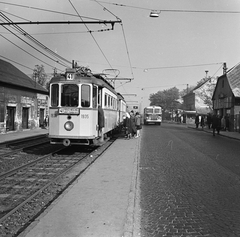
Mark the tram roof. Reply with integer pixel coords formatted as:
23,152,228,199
50,71,119,95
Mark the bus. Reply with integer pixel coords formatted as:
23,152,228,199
143,106,162,125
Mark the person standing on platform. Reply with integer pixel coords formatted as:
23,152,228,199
98,105,105,142
212,114,221,136
130,110,137,138
134,112,142,138
124,112,131,139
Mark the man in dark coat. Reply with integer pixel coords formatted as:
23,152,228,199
212,114,221,136
195,114,200,128
98,105,105,141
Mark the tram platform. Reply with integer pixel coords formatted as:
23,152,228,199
13,132,140,237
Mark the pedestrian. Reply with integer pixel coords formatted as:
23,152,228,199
207,113,212,129
123,112,131,139
200,115,205,130
195,114,200,128
134,112,142,138
130,110,137,138
212,114,221,136
44,115,49,128
221,116,226,131
225,114,230,131
98,105,105,142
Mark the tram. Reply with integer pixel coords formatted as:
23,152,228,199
48,66,126,146
143,105,162,125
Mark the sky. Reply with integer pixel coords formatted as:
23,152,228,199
1,0,240,111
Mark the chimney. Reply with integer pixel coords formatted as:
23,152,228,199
223,62,227,74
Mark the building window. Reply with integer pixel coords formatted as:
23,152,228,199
0,104,4,122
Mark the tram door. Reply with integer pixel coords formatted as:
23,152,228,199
6,106,16,131
22,107,29,129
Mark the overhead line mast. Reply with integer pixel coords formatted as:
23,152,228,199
0,20,122,29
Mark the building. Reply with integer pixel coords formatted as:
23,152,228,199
182,77,217,123
0,59,49,133
212,63,240,132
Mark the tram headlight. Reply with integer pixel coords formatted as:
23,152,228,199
64,121,74,131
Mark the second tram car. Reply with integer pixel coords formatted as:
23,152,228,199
143,106,162,125
48,66,126,146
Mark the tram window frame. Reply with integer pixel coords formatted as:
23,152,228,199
81,84,90,108
51,84,59,107
61,84,79,107
93,85,98,108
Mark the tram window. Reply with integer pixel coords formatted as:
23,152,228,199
93,85,98,108
81,84,90,107
155,109,161,113
104,94,107,107
61,84,79,107
51,84,59,107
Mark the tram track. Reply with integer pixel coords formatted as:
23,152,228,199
0,137,116,237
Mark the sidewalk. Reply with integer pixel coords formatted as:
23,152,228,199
18,136,141,237
0,128,49,144
187,124,240,140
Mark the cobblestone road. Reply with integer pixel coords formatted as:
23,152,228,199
139,123,240,237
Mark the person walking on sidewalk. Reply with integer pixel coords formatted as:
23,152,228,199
200,115,205,130
207,113,212,129
212,114,221,136
134,112,142,138
195,114,200,128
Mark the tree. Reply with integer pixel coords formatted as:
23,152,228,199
32,65,47,87
194,77,217,109
149,87,180,111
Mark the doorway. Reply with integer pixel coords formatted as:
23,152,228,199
39,108,45,127
6,106,16,131
22,107,29,129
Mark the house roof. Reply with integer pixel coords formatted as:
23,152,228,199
226,62,240,97
0,59,48,94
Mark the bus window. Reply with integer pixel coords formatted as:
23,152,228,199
146,108,153,113
51,84,59,107
155,108,161,113
61,84,79,107
81,84,90,107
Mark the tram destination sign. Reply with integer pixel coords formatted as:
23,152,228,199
59,107,80,115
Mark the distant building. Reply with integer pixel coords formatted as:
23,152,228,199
0,59,49,133
212,63,240,132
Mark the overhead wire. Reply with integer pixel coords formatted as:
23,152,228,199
0,33,63,71
0,12,71,67
92,1,240,14
68,0,115,73
94,0,135,81
0,1,107,21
